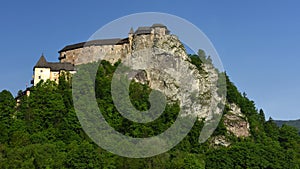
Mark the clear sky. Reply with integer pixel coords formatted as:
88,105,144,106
0,0,299,120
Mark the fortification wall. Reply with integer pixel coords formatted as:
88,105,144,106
59,43,130,65
58,26,184,66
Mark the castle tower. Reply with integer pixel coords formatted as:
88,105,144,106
151,24,170,36
128,27,134,53
33,54,51,86
32,54,75,86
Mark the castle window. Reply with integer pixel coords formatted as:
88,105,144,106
40,70,43,73
38,76,41,79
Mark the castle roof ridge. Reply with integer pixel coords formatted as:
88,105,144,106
34,55,74,71
59,24,169,53
59,38,123,53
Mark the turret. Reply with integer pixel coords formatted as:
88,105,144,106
151,24,170,36
128,27,134,52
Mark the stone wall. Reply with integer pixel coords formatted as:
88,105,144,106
59,43,130,65
58,27,177,66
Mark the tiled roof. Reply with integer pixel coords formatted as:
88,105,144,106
34,55,48,68
151,23,167,28
59,38,122,53
116,38,129,44
134,26,152,35
58,24,169,53
47,62,75,71
34,55,74,71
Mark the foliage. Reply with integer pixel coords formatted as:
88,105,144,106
0,54,299,168
275,119,300,134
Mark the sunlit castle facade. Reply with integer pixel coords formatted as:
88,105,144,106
32,55,75,85
31,24,170,85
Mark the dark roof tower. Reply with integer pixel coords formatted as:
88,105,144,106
34,54,48,69
151,23,170,34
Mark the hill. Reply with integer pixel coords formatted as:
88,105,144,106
0,31,300,168
0,57,299,168
275,119,300,133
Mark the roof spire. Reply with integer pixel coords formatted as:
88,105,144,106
34,54,48,69
129,27,134,34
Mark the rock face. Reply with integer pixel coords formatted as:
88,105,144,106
59,24,227,121
210,103,251,147
224,103,251,137
211,135,231,147
119,33,226,122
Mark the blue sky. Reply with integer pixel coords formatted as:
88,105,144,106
0,0,299,120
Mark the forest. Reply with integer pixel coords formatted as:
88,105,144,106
0,53,299,168
275,120,300,134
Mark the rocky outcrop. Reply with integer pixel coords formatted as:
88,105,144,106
211,135,231,147
224,103,251,137
210,103,250,147
152,34,188,60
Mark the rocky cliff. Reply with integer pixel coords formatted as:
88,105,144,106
102,31,249,145
224,103,250,138
116,32,224,122
57,23,252,147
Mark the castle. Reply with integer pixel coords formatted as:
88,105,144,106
32,24,170,85
32,55,76,86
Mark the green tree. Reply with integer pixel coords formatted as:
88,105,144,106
0,90,15,143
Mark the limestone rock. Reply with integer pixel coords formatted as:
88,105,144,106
224,103,251,138
211,135,231,147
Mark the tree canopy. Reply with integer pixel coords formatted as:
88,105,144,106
0,54,299,168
